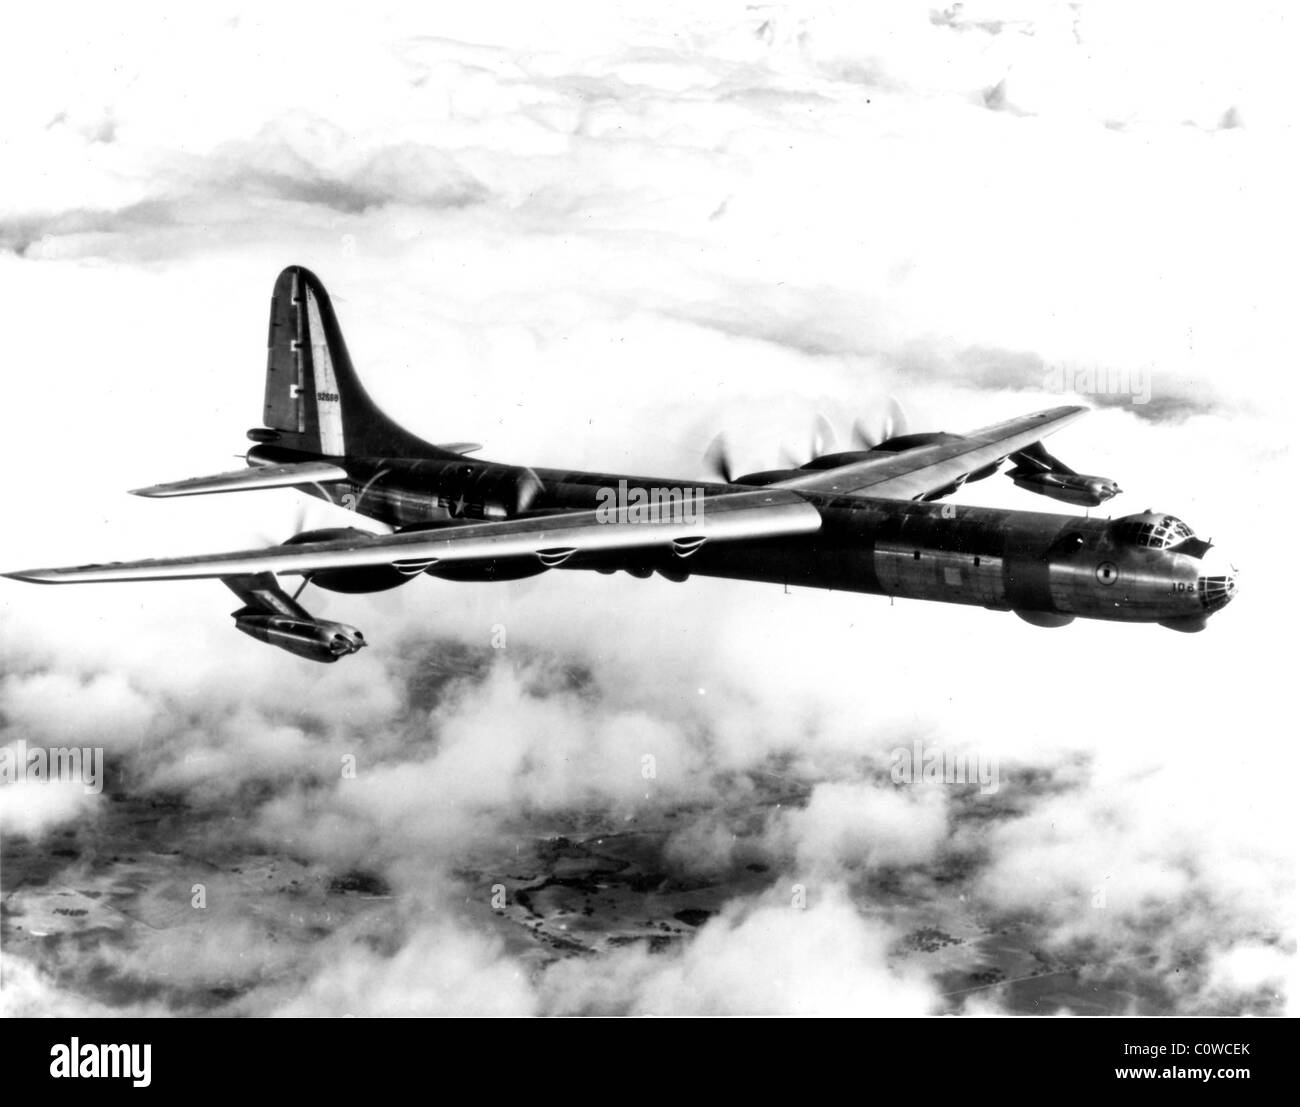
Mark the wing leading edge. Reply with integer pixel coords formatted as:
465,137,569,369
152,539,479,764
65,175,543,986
773,405,1088,501
7,489,822,584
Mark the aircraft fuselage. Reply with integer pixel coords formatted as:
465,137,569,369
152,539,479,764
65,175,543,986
261,447,1232,631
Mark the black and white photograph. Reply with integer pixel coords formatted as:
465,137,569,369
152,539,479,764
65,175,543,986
0,0,1292,1042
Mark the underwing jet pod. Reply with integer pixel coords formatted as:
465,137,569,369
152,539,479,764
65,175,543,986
225,572,366,663
4,266,1238,660
1005,440,1122,507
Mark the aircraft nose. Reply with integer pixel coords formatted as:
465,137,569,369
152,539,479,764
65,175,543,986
1196,549,1238,613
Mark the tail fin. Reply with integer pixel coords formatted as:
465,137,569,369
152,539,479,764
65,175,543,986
259,265,452,460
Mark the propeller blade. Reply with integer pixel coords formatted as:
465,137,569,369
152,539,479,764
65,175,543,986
704,433,735,484
810,413,837,459
515,468,544,514
251,493,315,548
851,396,909,448
850,416,878,449
881,394,907,442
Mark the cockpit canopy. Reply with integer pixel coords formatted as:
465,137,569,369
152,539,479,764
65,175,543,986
1111,512,1195,550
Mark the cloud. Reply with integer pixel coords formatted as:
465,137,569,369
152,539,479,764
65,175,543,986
539,885,938,1015
274,917,540,1017
0,780,98,836
767,780,950,875
972,762,1295,1011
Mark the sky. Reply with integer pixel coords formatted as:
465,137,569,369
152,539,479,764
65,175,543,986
0,0,1295,1015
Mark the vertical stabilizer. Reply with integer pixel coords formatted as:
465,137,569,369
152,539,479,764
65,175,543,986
261,266,451,459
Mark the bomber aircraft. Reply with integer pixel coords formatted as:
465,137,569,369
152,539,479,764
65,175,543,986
4,267,1238,661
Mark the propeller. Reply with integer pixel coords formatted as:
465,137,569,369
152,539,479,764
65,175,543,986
851,395,908,449
810,412,837,457
255,499,312,546
246,499,317,600
703,397,910,479
254,490,393,598
776,412,839,468
704,433,736,484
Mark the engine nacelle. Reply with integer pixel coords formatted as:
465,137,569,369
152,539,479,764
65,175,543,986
233,612,367,663
872,432,962,452
427,558,551,582
801,433,964,472
281,528,409,593
733,468,810,486
416,461,543,519
1009,470,1120,507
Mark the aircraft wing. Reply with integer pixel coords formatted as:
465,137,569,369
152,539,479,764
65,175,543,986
774,405,1088,501
6,489,821,584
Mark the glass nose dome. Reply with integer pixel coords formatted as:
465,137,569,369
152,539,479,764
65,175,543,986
1111,512,1195,550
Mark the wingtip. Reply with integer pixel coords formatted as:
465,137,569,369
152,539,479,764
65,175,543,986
3,569,56,584
1040,403,1090,421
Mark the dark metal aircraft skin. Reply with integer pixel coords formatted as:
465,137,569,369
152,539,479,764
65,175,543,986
5,266,1238,661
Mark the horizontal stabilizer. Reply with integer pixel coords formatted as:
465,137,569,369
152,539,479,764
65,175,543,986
130,461,349,498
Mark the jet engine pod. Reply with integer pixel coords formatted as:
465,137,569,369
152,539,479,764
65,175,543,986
233,612,367,662
1009,469,1121,507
